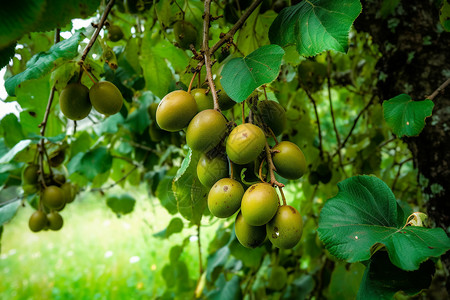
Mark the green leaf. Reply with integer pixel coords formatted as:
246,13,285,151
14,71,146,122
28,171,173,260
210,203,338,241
153,217,184,239
317,175,450,271
5,32,84,96
67,147,113,181
0,0,46,50
440,0,450,31
0,200,21,226
383,94,434,137
269,0,362,57
357,251,435,300
172,150,208,224
0,114,26,148
206,246,230,282
229,238,265,268
124,105,151,134
0,140,32,164
220,45,285,103
206,274,242,300
106,193,136,216
327,262,365,300
140,34,173,99
156,172,178,215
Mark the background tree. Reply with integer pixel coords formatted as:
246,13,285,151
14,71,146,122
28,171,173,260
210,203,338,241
0,0,450,299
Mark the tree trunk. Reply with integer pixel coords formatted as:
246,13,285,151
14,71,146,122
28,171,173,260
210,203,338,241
354,0,450,295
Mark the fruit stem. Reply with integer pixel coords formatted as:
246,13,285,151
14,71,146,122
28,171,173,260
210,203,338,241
264,141,285,188
79,0,116,65
241,102,245,124
202,0,221,111
258,157,266,183
229,160,234,180
268,127,279,145
278,186,287,206
262,85,268,100
187,71,198,93
81,64,97,84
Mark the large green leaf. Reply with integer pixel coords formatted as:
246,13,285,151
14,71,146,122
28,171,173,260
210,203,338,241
0,140,32,164
5,32,83,96
383,94,434,137
67,147,113,181
172,149,208,224
0,42,17,69
357,251,435,300
220,45,285,103
0,200,21,226
317,175,450,271
0,114,26,148
153,217,184,239
0,0,46,50
269,0,362,57
206,274,242,300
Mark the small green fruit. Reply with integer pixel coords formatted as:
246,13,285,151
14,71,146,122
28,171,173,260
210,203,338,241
60,182,76,203
23,164,39,185
241,183,279,226
186,109,227,152
272,141,307,180
149,122,165,142
235,212,267,248
174,20,197,49
208,178,244,218
108,25,124,42
89,81,123,115
257,100,286,136
317,162,332,184
147,102,159,121
42,185,65,209
268,266,288,290
47,211,64,231
267,205,303,249
197,153,229,188
28,210,48,232
59,83,92,120
215,79,236,110
226,123,266,165
191,88,213,111
156,90,197,132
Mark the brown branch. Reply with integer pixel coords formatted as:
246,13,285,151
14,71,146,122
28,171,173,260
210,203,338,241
265,141,284,188
79,0,116,65
426,77,450,101
202,0,220,111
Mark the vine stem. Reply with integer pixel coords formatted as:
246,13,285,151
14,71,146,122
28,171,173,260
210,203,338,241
427,77,450,101
202,0,220,111
79,0,116,65
332,94,376,158
264,141,284,188
303,87,323,157
197,224,203,274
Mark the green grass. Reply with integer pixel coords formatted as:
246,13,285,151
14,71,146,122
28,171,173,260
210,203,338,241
0,186,217,299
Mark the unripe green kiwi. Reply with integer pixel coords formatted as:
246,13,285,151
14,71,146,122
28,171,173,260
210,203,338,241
197,153,229,188
41,185,65,209
267,205,303,249
149,122,165,142
28,210,48,232
257,100,286,136
268,266,288,290
241,183,279,226
173,20,197,50
60,182,76,203
47,211,64,231
215,79,236,111
272,141,307,180
191,88,213,111
147,102,159,121
156,90,198,132
108,25,124,42
235,212,267,248
226,123,266,165
23,164,39,185
89,81,123,115
208,178,244,218
59,83,92,120
186,109,227,152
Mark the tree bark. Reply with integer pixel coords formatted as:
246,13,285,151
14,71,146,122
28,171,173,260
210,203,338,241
355,0,450,296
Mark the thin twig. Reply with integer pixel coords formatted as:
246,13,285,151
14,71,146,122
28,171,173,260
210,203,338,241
197,224,203,274
427,77,450,101
333,94,376,157
265,141,284,188
392,157,413,191
303,87,323,157
202,0,220,111
90,164,139,192
79,0,116,65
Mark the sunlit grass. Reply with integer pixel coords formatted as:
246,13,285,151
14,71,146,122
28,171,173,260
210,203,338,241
0,185,217,299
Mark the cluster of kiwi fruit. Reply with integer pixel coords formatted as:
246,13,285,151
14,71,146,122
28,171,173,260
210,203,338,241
59,80,123,121
22,150,78,232
156,82,306,249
